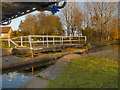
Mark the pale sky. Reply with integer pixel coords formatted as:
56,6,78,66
2,11,52,31
2,1,118,31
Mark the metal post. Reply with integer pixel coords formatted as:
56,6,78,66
43,36,44,45
8,39,10,47
53,36,54,45
29,35,32,47
47,36,48,47
8,35,10,47
21,36,23,46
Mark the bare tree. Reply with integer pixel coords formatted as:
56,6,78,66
59,2,83,36
83,2,118,43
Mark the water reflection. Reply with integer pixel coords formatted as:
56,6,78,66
2,64,50,88
2,72,31,88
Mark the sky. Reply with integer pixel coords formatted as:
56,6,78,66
1,1,75,31
2,11,45,31
4,15,26,31
2,10,59,31
1,1,118,31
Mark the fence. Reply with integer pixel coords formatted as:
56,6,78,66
2,35,87,48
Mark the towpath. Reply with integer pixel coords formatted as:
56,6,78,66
20,49,118,88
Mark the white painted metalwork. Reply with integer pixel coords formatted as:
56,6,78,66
2,35,87,48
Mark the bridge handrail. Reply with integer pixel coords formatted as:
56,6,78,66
2,35,87,48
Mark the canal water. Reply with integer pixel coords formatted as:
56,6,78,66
2,63,51,88
86,44,118,54
1,44,118,88
2,72,31,88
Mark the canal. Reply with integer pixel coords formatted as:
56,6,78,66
2,62,52,88
1,44,119,88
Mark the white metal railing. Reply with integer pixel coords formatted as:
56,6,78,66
2,35,87,48
2,39,18,47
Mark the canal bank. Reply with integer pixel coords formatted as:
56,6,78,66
2,48,86,88
86,41,118,50
2,44,118,88
46,49,118,88
19,53,82,88
19,44,118,88
2,48,86,71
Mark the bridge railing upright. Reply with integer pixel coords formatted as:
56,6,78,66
28,35,87,48
2,35,87,48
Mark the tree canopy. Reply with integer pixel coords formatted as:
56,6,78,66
19,12,63,35
18,2,118,45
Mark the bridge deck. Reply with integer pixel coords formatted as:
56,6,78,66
15,44,85,54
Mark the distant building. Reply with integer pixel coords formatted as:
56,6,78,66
0,27,13,39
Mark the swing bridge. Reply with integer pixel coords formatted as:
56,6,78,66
2,35,87,71
2,35,87,53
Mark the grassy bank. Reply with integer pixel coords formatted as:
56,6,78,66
85,41,118,49
46,53,118,88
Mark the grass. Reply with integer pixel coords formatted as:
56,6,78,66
46,54,118,88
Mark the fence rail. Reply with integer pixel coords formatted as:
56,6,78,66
2,35,87,48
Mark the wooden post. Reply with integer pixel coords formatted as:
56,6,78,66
21,36,23,46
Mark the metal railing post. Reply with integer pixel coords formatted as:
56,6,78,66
8,35,10,47
47,36,48,47
21,36,23,46
29,35,32,47
53,36,54,45
85,36,86,44
43,36,44,45
8,39,10,47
